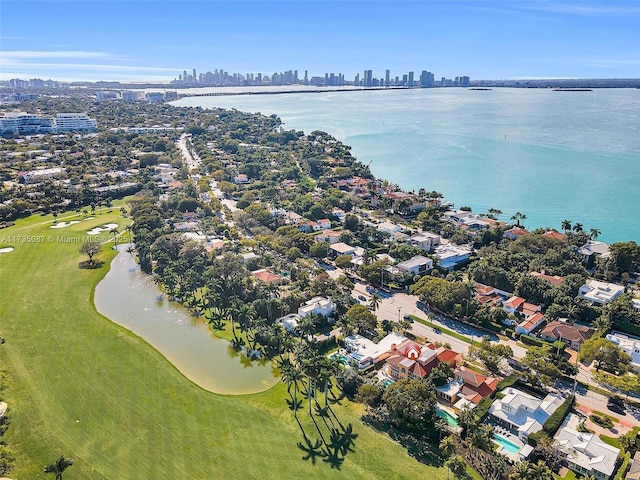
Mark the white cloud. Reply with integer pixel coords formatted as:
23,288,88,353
1,50,121,60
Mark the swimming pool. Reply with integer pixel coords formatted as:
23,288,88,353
436,408,459,427
328,352,351,367
493,433,521,455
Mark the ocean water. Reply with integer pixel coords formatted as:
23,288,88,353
174,88,640,243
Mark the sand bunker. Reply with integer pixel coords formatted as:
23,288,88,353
87,223,119,235
50,220,80,229
0,247,14,254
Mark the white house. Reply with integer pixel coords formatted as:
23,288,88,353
488,387,564,441
555,427,620,480
396,255,434,276
277,313,301,333
433,244,472,271
579,279,625,305
605,331,640,372
577,240,611,266
344,332,408,369
331,207,346,222
329,242,364,258
408,231,442,253
298,296,335,318
377,221,403,234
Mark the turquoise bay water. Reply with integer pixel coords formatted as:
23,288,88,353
174,88,640,243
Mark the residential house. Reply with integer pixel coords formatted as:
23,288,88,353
277,313,301,333
233,173,249,184
474,283,509,308
395,255,434,276
316,229,346,245
345,332,408,369
543,230,568,242
436,367,499,412
316,218,332,230
579,279,625,305
503,227,530,240
555,427,620,480
377,221,403,234
284,211,304,226
516,312,544,335
251,268,288,286
331,207,346,222
503,296,526,315
408,231,442,253
329,242,364,258
488,387,564,441
578,240,611,268
384,341,439,381
605,332,640,372
173,220,200,231
530,270,564,287
433,244,472,271
298,296,335,318
540,321,595,350
443,210,490,230
384,340,462,382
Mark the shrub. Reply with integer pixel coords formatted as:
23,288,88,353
614,451,631,480
520,335,546,348
590,413,614,429
527,430,550,447
543,395,574,437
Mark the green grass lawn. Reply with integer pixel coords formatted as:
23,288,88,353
0,210,447,479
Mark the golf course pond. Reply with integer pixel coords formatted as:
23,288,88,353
94,247,279,394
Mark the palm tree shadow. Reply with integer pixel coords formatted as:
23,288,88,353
297,435,326,465
322,445,344,470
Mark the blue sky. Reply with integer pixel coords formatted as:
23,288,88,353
1,1,639,82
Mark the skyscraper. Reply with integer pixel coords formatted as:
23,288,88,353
364,70,373,87
385,69,390,87
408,71,414,87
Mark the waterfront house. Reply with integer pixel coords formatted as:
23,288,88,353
578,240,611,268
543,230,568,242
555,427,620,480
540,321,595,350
503,227,530,240
579,279,625,305
488,387,564,441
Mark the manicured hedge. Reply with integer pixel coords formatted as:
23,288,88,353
614,452,631,480
616,320,640,338
543,394,575,436
496,373,519,391
520,335,546,347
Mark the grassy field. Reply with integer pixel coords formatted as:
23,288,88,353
0,209,448,479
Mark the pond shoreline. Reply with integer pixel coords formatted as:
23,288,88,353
94,247,279,395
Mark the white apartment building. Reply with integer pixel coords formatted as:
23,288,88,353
55,113,97,131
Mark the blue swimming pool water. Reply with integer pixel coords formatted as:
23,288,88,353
493,433,521,455
436,408,459,427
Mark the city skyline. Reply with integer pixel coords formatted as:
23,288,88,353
1,1,639,82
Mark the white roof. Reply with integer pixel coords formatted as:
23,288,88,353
489,388,563,434
396,255,433,271
579,279,625,304
577,240,610,257
330,242,356,254
555,427,620,477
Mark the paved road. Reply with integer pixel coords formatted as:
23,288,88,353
177,133,200,171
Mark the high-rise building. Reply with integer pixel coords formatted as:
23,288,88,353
354,73,360,85
420,70,435,87
364,70,373,87
385,69,390,87
408,72,414,87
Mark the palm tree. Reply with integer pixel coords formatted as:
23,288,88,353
439,435,458,457
511,212,526,227
509,460,531,480
368,293,381,316
44,456,74,480
444,454,467,478
561,219,572,234
573,222,584,234
528,460,552,480
488,208,502,220
111,227,119,249
589,228,601,240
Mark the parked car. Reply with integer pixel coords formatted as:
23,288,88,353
608,396,624,407
358,295,367,302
